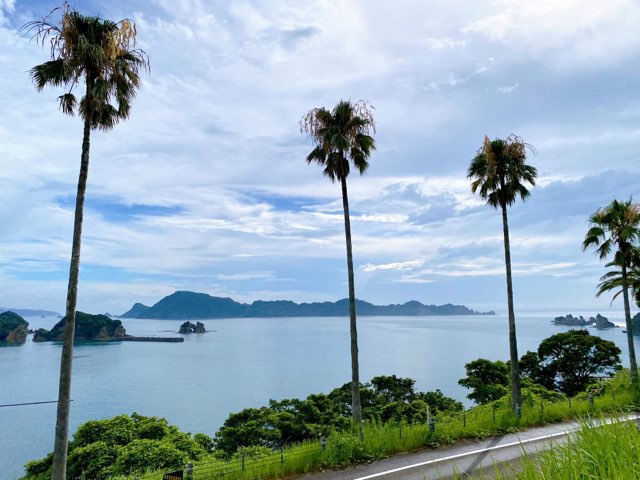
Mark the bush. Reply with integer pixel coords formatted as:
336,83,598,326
113,439,185,474
22,414,211,479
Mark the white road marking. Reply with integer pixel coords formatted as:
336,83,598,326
353,414,640,480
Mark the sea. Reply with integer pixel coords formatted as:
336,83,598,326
0,312,635,479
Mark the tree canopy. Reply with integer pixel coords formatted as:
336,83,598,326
520,330,621,396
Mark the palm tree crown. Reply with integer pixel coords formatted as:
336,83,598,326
583,198,640,261
300,99,376,181
468,135,537,209
21,5,149,129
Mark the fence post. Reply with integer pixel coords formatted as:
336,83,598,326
428,417,435,433
463,410,466,428
187,462,193,480
320,436,327,452
588,393,594,407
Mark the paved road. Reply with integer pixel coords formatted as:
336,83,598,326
296,414,639,480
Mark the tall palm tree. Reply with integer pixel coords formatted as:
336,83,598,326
300,100,376,426
467,135,537,410
583,198,640,384
22,6,148,478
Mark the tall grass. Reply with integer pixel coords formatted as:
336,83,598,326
114,372,638,480
473,416,640,479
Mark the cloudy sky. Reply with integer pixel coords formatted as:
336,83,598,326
0,0,638,315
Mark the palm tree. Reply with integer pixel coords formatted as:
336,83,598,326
467,135,537,410
21,6,148,478
300,100,376,426
597,250,640,308
583,198,640,384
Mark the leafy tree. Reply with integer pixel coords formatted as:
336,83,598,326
213,375,461,455
520,330,621,396
23,414,209,479
300,100,376,426
458,359,510,404
22,6,148,477
467,135,537,410
583,198,640,384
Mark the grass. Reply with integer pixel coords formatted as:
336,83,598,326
114,372,639,480
468,416,640,479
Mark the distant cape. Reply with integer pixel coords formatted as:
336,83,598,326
0,308,60,317
121,291,495,320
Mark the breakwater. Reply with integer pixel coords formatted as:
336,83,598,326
121,336,184,343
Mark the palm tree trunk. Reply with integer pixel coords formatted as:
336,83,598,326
340,176,362,426
621,262,639,385
500,201,522,410
51,113,91,480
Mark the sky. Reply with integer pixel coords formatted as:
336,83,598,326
0,0,639,315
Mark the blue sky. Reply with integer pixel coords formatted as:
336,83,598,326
0,0,639,315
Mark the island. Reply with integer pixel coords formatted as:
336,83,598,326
121,291,495,320
553,313,616,329
0,311,29,344
33,312,184,343
179,321,206,333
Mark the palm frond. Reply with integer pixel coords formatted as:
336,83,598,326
57,93,77,115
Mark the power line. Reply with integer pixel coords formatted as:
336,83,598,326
0,400,72,408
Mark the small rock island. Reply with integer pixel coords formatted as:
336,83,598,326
179,321,206,334
553,313,616,329
0,311,29,344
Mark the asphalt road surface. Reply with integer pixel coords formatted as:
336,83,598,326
296,414,640,480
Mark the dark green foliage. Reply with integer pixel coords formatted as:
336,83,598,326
22,414,212,479
214,375,461,456
521,330,621,396
458,359,510,404
23,453,53,480
114,440,186,474
0,311,29,342
33,311,125,341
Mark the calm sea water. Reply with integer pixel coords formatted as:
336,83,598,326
1,312,636,479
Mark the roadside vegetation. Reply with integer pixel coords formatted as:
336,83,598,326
22,367,637,480
468,415,640,479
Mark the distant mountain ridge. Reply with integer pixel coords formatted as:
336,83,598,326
0,307,60,317
121,291,494,319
